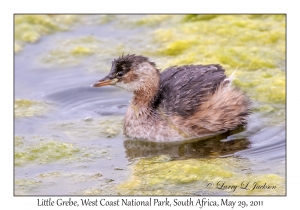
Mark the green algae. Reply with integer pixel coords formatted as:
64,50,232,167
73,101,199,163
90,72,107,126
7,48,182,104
15,98,51,117
78,188,105,195
14,42,23,52
77,181,117,196
15,172,105,195
15,178,43,195
41,36,101,66
252,102,285,125
147,15,285,108
15,135,24,147
15,139,80,166
38,171,103,182
183,14,219,22
152,15,285,68
50,116,123,139
117,155,285,195
14,15,79,52
14,135,108,166
233,68,285,104
159,40,197,56
71,46,94,55
15,178,42,187
36,171,118,196
39,34,132,72
135,15,177,26
39,16,162,71
40,32,151,72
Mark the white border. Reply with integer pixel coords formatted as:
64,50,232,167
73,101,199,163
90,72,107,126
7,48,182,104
3,0,297,209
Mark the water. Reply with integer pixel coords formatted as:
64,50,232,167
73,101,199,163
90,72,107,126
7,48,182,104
14,15,286,195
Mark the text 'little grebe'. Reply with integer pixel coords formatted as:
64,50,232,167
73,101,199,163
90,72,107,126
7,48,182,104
92,54,250,142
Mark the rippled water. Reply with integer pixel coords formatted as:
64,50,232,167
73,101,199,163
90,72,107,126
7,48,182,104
14,15,286,195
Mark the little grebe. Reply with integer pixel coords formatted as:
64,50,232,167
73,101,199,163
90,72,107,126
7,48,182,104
92,54,250,142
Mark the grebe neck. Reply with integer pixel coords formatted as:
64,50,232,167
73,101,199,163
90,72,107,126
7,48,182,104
132,80,159,109
130,62,160,109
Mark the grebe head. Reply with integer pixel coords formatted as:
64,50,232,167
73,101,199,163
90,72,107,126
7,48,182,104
92,54,159,92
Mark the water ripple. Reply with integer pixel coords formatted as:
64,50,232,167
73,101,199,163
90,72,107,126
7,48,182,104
235,125,286,161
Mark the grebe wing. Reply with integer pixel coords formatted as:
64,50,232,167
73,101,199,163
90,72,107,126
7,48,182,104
158,64,226,116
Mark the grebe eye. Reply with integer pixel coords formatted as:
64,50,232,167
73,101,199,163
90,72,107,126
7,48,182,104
116,71,124,77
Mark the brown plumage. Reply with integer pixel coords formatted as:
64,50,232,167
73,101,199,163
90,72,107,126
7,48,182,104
92,54,250,142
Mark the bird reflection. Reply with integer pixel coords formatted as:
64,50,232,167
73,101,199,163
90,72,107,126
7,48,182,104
123,127,250,160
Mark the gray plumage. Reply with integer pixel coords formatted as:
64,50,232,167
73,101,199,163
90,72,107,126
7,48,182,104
154,64,226,117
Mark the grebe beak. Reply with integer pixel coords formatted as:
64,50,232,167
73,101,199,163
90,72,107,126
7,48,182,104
92,77,118,87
